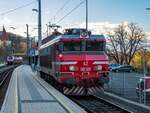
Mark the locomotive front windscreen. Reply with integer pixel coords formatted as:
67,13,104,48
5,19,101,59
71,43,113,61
86,41,105,51
63,41,82,51
63,41,105,52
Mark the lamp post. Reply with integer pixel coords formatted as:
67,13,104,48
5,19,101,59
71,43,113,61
38,0,42,69
32,0,42,70
26,24,30,64
9,27,16,30
146,8,150,10
32,8,38,12
30,37,35,69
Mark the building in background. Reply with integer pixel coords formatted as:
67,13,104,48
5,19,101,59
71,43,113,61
0,26,27,63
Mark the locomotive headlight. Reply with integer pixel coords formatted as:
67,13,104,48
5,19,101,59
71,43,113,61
96,65,102,71
69,66,76,71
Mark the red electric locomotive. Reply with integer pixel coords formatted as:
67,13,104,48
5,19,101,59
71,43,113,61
39,28,109,95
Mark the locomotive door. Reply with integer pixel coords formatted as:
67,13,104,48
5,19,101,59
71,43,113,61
52,44,59,77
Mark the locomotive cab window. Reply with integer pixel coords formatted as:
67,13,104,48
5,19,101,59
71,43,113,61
63,41,81,51
85,41,105,51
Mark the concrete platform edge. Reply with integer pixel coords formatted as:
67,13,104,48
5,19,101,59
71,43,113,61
104,91,150,113
32,71,87,113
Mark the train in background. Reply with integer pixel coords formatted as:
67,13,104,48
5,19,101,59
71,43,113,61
6,56,15,65
6,55,23,65
39,28,109,95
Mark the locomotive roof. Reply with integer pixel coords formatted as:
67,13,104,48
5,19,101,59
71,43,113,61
40,34,105,50
61,34,105,38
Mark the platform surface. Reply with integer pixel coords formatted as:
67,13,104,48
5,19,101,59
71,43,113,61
0,65,86,113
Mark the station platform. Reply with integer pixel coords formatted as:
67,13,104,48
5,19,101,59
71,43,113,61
0,63,6,68
0,65,86,113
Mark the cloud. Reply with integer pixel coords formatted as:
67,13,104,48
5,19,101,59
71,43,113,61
0,17,11,25
0,22,37,37
44,10,51,15
2,20,148,40
145,32,150,42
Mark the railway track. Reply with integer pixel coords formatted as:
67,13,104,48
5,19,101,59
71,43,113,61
70,95,132,113
0,65,14,73
0,64,6,69
0,66,16,108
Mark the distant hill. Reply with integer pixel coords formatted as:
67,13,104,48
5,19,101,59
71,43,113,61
0,31,27,61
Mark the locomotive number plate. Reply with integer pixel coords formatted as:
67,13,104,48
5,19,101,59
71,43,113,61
80,67,91,71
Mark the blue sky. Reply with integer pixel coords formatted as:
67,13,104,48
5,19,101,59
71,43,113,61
0,0,150,36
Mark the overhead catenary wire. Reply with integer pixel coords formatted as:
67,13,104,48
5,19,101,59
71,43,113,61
50,0,72,22
0,1,37,16
56,0,86,24
46,0,72,35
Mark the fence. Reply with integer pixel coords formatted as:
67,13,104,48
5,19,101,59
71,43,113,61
105,71,150,106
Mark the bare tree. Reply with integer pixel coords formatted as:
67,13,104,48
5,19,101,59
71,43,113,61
107,22,145,64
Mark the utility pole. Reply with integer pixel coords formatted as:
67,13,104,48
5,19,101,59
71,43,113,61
86,0,88,31
143,37,147,104
46,24,49,36
144,7,150,104
38,0,42,68
49,22,51,34
26,24,30,64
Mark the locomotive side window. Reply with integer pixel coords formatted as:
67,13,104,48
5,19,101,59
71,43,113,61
63,41,81,51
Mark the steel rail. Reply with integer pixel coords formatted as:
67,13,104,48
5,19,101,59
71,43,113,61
0,69,13,87
0,65,15,73
70,95,132,113
93,95,133,113
0,67,15,109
